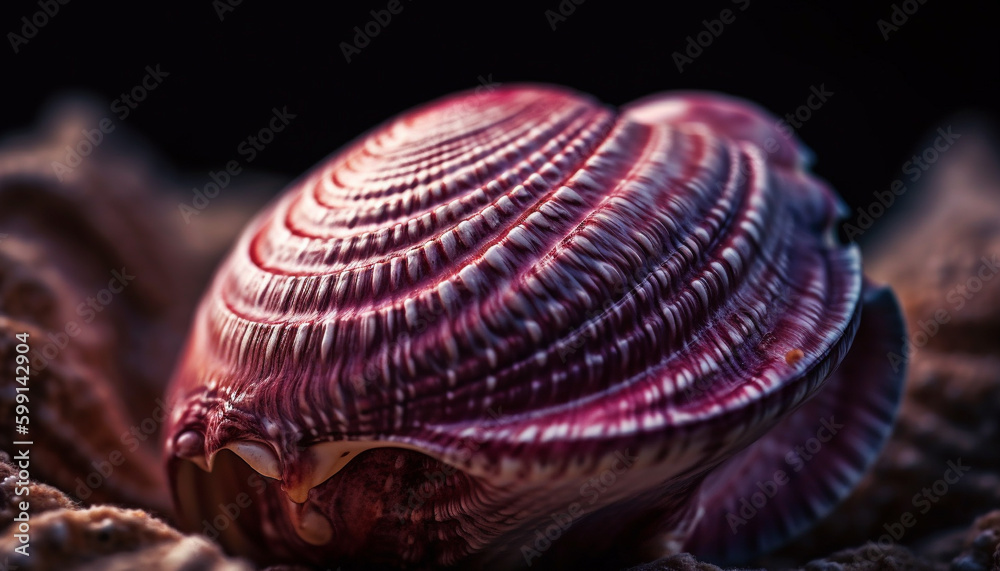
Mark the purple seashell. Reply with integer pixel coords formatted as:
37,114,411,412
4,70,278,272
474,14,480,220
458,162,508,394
164,85,906,569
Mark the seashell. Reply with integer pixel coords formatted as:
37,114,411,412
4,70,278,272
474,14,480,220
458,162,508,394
165,85,907,568
779,130,1000,556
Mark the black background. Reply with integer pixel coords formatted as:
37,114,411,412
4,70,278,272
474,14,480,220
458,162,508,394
0,0,995,215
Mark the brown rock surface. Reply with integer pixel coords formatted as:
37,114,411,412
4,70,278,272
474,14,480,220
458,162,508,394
948,510,1000,571
0,504,252,570
1,459,252,569
761,131,1000,565
0,457,76,521
625,553,725,570
0,99,277,514
1,103,998,570
796,545,942,571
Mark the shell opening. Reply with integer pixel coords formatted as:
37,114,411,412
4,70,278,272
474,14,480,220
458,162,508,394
171,450,275,562
281,441,423,504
